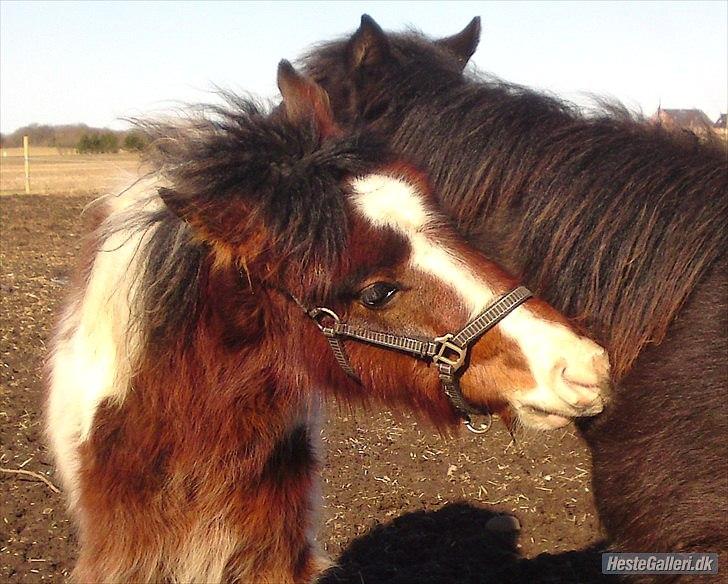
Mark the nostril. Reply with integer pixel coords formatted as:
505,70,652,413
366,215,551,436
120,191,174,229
562,371,599,389
561,368,601,405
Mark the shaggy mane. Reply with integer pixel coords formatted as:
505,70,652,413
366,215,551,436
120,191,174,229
99,93,389,346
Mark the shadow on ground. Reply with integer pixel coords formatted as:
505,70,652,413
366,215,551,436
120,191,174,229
320,503,614,584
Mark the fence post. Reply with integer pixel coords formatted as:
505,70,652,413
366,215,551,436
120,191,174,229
23,135,30,194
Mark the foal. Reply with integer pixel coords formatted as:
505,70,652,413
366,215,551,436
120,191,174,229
47,63,609,583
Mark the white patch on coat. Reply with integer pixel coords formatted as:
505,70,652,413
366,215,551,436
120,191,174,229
349,174,607,417
46,176,164,504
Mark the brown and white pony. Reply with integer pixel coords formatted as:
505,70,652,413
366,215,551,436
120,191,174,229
301,16,728,576
46,63,610,583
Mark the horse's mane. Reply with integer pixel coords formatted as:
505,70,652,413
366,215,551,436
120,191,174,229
98,93,389,347
304,37,728,377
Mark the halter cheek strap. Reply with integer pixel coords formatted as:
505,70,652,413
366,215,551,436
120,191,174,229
307,286,533,434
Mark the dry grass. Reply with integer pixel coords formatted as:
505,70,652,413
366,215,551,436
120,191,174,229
1,147,77,157
0,153,145,196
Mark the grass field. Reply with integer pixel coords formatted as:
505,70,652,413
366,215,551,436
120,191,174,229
0,153,144,196
1,147,77,157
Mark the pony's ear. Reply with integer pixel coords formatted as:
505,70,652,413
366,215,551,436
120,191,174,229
436,16,481,68
158,185,226,239
346,14,391,70
277,60,337,137
158,187,191,222
159,186,256,254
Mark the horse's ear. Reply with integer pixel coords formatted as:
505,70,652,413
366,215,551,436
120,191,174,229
277,60,337,137
158,186,221,238
159,186,254,254
159,187,191,221
436,16,481,69
346,14,391,70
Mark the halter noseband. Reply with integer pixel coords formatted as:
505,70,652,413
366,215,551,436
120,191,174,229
306,286,533,434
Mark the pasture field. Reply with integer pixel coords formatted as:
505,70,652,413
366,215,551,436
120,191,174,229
0,152,143,196
0,157,611,582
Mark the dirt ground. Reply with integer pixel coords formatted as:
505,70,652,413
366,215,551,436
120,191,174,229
0,193,612,583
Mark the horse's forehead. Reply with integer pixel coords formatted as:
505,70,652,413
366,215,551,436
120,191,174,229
349,172,502,317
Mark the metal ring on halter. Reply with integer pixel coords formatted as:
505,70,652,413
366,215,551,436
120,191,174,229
308,307,340,334
464,411,492,434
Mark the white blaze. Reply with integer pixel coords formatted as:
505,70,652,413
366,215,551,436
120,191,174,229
350,173,498,314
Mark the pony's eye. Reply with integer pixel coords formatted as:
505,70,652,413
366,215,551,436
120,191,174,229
359,282,398,309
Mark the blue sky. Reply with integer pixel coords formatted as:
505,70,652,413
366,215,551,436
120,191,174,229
1,1,726,133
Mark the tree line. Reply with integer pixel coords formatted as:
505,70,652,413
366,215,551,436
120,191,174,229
0,123,148,153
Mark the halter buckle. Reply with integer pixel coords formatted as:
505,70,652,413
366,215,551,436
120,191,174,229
432,334,467,371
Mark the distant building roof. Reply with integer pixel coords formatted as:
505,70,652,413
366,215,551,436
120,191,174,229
714,113,727,129
654,108,713,131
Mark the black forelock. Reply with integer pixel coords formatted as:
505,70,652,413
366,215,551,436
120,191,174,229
136,93,391,278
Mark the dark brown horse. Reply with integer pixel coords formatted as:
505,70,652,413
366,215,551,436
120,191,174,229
46,62,610,582
302,15,728,577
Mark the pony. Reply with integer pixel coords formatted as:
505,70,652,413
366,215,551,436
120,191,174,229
301,15,728,578
45,62,611,583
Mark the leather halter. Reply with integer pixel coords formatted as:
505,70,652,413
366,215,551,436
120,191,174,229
307,286,533,434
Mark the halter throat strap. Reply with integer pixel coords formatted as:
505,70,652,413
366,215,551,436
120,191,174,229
308,286,533,433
